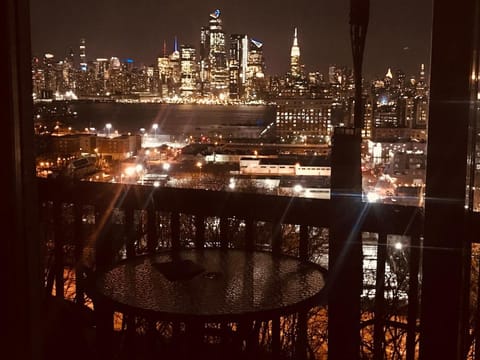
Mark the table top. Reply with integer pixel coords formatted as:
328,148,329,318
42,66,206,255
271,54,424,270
92,248,327,322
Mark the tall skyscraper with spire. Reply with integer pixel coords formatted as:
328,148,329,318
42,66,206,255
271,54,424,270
413,63,429,132
157,49,169,98
200,9,229,98
169,36,181,96
290,27,301,79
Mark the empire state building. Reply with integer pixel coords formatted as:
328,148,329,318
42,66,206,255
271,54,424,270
290,27,301,79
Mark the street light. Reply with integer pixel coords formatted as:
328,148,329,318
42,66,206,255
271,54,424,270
293,184,303,194
151,124,159,147
106,123,112,138
229,177,236,190
196,161,203,186
94,148,100,167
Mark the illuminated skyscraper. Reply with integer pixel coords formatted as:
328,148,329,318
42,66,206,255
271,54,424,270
60,48,76,94
290,27,301,79
169,37,181,95
157,40,170,98
416,63,427,96
412,63,428,141
199,26,210,96
79,38,87,71
155,39,182,98
31,57,44,98
42,53,56,96
283,27,307,95
206,9,229,97
67,48,75,68
180,44,197,98
94,58,109,95
246,38,266,100
107,57,123,95
228,34,248,99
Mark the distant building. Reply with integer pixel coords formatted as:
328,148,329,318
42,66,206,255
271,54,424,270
168,39,181,96
205,9,229,98
42,53,56,97
157,50,171,98
79,38,87,71
290,28,301,80
154,39,182,98
387,151,426,187
93,58,109,95
239,156,330,177
180,44,197,98
238,155,331,199
48,134,82,155
245,38,266,100
36,133,141,161
368,64,428,142
66,156,97,179
95,134,141,161
274,96,332,144
199,26,210,96
228,34,248,99
78,134,97,153
285,27,307,94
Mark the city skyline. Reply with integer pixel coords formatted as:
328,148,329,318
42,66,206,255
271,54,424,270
30,0,433,79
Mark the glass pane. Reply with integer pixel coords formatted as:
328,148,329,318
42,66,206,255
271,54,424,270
29,2,432,205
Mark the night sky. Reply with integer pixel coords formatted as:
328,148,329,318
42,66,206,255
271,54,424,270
29,0,433,80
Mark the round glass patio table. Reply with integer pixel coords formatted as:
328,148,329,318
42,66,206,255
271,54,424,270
90,248,327,359
92,248,327,322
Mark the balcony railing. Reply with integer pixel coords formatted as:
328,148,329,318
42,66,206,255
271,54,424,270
38,177,443,359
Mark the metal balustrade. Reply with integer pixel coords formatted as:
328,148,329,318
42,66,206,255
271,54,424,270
38,177,432,359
